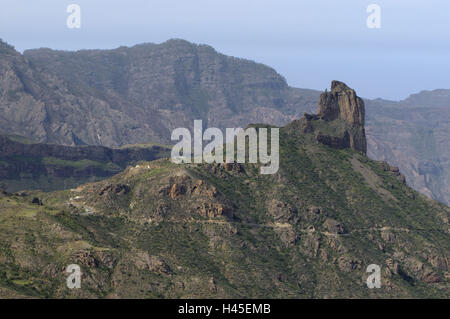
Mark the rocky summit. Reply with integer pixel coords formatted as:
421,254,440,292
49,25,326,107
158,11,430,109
318,81,365,127
0,87,448,299
295,81,367,154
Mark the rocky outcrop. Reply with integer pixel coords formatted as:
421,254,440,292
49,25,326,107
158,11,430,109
99,183,131,197
295,81,367,154
315,132,350,150
133,251,172,274
318,81,365,126
317,81,367,153
323,218,347,234
267,199,300,224
196,202,233,218
376,161,407,184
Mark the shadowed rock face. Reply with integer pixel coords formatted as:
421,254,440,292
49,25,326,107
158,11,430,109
318,81,367,154
0,135,170,192
318,80,365,126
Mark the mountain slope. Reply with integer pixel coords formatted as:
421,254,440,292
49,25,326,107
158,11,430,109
0,84,448,298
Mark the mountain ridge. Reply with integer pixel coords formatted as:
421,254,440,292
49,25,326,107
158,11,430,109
0,38,448,205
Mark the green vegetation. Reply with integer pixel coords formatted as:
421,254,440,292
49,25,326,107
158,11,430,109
0,122,448,299
42,157,121,171
4,135,37,145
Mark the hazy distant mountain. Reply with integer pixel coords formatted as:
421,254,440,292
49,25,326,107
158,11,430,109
403,89,450,107
365,91,450,206
0,39,448,205
20,39,318,146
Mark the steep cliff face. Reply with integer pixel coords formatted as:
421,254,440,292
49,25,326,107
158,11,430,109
318,81,365,126
365,92,450,206
0,39,157,147
297,81,367,154
16,39,317,146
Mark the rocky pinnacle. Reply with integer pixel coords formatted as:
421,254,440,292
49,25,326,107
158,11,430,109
317,81,367,154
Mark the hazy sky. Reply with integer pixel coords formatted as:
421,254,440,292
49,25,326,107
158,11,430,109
1,0,449,100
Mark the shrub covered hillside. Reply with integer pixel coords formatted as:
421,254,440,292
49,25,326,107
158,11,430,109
0,108,448,298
